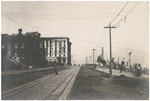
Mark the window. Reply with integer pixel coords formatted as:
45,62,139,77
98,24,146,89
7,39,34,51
64,48,65,53
55,52,57,57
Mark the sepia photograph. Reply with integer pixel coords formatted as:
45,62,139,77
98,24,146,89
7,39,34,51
1,1,149,100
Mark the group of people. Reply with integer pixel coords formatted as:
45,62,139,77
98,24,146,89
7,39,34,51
134,63,142,77
110,58,142,77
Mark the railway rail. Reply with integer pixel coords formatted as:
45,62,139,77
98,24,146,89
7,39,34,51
2,66,80,100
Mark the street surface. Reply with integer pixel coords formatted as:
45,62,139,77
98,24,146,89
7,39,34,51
2,66,67,91
2,66,80,100
67,65,149,100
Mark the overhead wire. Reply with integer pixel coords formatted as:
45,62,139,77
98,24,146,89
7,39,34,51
2,15,27,32
3,14,100,44
110,1,129,24
94,1,147,55
94,29,107,49
2,8,147,20
113,1,141,27
95,1,129,52
2,9,147,17
102,44,148,53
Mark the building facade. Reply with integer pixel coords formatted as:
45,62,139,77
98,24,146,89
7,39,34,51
41,37,72,66
2,29,25,61
2,29,72,70
2,29,47,70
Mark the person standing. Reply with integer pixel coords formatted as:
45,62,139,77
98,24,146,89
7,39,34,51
137,64,142,77
120,58,125,73
111,58,116,69
139,64,142,76
54,59,58,75
134,63,138,74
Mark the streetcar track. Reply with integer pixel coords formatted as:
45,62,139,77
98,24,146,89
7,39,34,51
42,68,77,100
57,68,78,99
2,68,75,99
59,67,81,100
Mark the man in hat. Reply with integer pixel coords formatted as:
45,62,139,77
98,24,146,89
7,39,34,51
120,58,125,73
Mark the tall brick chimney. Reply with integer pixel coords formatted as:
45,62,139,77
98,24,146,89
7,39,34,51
18,29,23,35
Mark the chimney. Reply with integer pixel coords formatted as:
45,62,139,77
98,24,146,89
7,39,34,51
18,29,23,35
101,47,104,60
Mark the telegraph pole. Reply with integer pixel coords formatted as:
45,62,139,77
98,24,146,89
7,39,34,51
128,52,132,71
104,23,116,74
101,47,104,60
91,49,96,65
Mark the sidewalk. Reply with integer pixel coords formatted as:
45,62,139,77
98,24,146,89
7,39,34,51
96,66,149,78
2,66,63,75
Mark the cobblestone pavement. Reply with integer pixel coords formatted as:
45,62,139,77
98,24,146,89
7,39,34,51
2,66,68,91
2,66,80,100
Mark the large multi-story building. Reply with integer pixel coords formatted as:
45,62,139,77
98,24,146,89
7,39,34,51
41,37,72,66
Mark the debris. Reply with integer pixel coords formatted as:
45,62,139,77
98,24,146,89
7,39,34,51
138,91,144,94
113,74,128,79
29,66,33,69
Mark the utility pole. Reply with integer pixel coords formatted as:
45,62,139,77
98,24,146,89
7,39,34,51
101,47,104,60
91,49,96,65
128,51,132,71
104,23,116,74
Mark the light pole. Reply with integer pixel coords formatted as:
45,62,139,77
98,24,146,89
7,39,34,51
91,49,96,65
128,52,132,71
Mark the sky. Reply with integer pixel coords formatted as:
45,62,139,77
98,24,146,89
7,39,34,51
1,1,149,67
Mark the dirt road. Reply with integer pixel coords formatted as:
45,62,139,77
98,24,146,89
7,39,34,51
67,66,149,100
